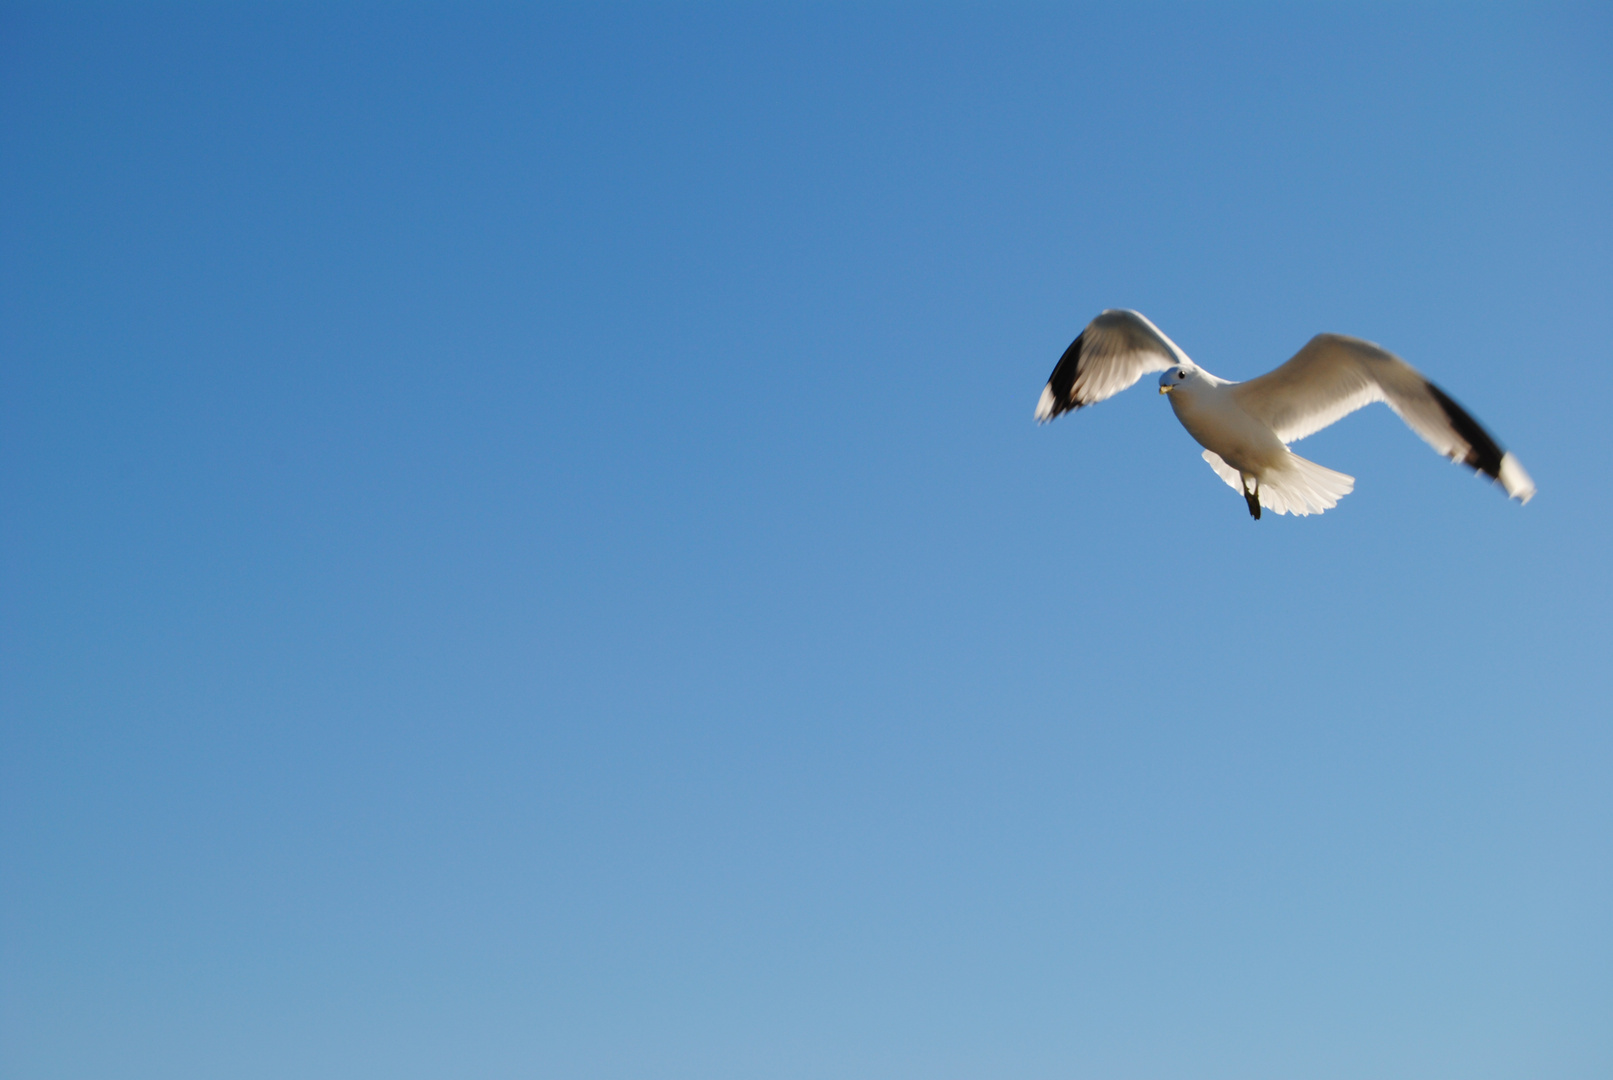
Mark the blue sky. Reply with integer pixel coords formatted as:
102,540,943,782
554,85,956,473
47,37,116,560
3,4,1610,1078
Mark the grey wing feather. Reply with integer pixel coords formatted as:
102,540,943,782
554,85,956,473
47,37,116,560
1035,309,1190,422
1232,333,1535,502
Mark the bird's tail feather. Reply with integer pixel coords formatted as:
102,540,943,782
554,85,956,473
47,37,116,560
1202,450,1354,517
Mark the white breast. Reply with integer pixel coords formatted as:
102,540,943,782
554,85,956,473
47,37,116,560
1168,382,1288,474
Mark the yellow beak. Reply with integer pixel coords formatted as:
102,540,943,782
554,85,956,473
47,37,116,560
1159,385,1172,394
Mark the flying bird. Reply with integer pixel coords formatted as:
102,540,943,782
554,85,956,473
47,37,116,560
1035,309,1535,519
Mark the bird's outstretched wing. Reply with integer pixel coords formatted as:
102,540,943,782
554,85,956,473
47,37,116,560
1232,333,1535,502
1035,309,1191,422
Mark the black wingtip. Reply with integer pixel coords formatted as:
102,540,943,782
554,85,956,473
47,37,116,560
1037,331,1085,421
1425,382,1506,481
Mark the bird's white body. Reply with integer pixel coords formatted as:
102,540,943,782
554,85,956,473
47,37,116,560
1167,371,1282,473
1164,368,1356,517
1035,309,1534,518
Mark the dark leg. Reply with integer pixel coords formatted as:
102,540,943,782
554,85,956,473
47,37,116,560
1243,476,1261,520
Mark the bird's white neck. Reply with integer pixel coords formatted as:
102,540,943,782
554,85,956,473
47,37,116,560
1187,367,1231,387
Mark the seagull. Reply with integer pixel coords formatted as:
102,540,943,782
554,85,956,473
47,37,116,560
1035,309,1535,518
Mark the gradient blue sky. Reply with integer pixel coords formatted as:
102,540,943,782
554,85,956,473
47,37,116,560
3,4,1611,1078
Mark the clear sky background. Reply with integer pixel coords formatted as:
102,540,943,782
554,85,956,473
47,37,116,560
3,4,1611,1078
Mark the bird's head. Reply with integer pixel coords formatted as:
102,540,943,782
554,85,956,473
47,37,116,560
1158,366,1195,394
